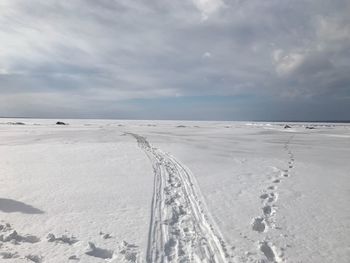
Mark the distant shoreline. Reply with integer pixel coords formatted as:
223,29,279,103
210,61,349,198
1,117,349,123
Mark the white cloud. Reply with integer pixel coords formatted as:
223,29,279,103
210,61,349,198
192,0,224,20
202,52,212,58
274,51,305,76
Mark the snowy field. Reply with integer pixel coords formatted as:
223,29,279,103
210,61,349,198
0,119,349,263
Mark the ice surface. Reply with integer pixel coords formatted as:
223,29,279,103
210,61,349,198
0,119,349,262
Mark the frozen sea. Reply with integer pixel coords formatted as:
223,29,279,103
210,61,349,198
0,119,349,262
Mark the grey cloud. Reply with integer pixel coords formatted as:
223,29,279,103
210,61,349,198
0,0,349,119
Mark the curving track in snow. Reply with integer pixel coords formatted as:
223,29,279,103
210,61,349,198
128,133,229,263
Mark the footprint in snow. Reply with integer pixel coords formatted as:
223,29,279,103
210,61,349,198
260,193,269,200
259,241,283,262
262,205,273,216
252,217,267,233
267,193,278,203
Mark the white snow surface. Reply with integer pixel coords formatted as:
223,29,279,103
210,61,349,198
0,119,349,262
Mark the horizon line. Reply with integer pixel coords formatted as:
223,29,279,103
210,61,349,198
1,116,349,123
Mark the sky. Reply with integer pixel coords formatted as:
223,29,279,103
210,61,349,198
0,0,349,121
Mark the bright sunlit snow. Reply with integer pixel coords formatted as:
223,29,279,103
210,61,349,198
0,119,349,262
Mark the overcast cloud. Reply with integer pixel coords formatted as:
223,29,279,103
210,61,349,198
0,0,349,120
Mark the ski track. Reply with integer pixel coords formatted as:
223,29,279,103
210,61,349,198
250,135,296,262
128,133,229,263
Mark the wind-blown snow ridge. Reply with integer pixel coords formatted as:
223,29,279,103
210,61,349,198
128,133,229,263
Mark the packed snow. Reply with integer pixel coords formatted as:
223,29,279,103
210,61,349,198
0,119,349,262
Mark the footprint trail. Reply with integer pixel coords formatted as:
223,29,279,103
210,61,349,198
250,135,296,262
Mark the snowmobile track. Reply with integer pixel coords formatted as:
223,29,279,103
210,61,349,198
128,133,229,263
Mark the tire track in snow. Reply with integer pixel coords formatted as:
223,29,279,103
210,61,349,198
128,133,229,263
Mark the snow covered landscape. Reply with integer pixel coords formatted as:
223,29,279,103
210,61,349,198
0,119,349,262
1,0,349,262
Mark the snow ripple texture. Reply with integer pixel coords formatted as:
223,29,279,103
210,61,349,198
128,133,228,263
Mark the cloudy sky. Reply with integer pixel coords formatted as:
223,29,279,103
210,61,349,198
0,0,349,120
